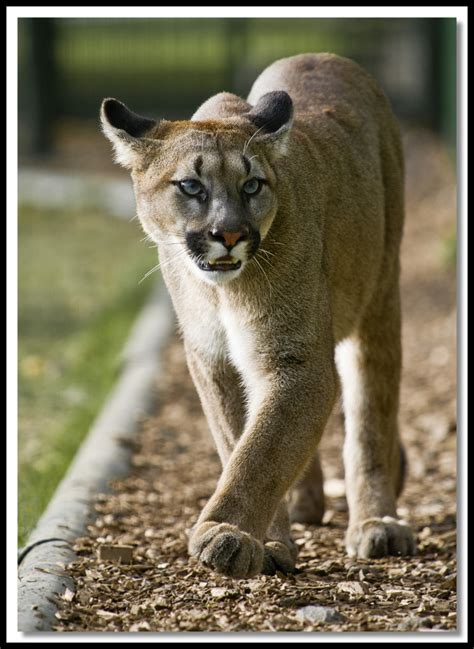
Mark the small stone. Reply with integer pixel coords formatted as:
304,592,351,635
396,615,423,631
296,605,346,624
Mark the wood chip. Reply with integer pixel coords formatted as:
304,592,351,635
210,587,238,600
97,544,134,564
337,581,370,596
60,588,75,602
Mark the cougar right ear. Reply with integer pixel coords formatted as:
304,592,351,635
246,91,294,158
100,98,157,168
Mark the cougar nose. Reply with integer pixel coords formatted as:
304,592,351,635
209,229,247,250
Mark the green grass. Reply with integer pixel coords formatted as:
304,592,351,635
18,206,157,545
442,228,457,272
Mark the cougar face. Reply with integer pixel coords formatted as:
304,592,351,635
136,134,279,285
100,92,293,286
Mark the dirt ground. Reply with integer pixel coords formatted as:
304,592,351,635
54,129,457,633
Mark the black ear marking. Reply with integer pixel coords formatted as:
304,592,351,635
247,91,293,133
102,98,156,138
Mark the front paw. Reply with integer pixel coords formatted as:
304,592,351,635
189,521,264,578
346,516,416,559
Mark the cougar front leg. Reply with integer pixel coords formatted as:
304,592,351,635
185,345,246,464
186,346,300,576
336,285,416,558
188,351,337,578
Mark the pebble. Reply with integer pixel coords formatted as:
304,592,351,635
396,615,423,631
296,605,346,624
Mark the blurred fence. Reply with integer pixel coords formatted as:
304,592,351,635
18,17,456,156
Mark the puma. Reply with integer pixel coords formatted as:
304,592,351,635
101,52,415,578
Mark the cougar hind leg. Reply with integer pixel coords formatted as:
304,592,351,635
288,451,325,525
337,279,415,559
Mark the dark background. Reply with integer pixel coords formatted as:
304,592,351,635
18,17,457,159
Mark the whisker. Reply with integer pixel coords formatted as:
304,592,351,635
253,255,273,299
256,249,274,265
256,253,273,269
156,241,187,246
243,124,266,156
267,237,286,248
258,247,276,259
138,248,188,284
140,232,186,246
256,252,287,303
138,262,161,284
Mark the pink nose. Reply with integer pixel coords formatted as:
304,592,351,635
222,231,244,247
209,229,247,249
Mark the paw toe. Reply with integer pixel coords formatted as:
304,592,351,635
189,522,264,578
199,530,241,572
348,516,416,559
262,540,297,575
358,524,389,558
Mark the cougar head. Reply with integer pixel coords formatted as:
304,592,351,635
100,91,293,285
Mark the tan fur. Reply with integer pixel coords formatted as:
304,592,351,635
101,53,415,578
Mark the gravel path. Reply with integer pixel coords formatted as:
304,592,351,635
54,129,457,633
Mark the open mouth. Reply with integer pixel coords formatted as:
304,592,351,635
196,255,242,272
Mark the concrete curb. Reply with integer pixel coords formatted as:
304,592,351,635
18,281,175,632
19,168,135,219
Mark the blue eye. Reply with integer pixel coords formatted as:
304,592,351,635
243,178,263,195
178,179,205,197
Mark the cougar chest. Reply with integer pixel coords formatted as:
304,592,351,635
220,304,260,391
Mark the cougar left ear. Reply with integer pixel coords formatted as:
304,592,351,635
100,98,157,168
246,91,294,157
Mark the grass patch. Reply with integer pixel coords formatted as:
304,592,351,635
18,206,157,545
442,228,457,272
